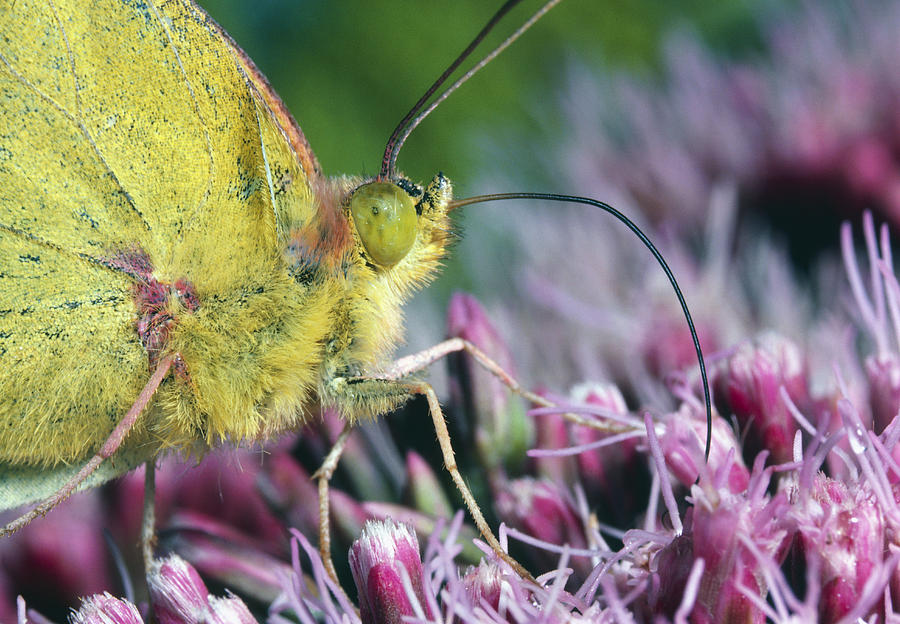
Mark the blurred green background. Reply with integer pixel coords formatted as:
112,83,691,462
197,0,758,336
199,0,752,190
198,0,754,303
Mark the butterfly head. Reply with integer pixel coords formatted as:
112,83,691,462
345,174,454,281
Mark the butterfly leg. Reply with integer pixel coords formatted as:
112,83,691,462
311,421,354,585
397,378,536,583
328,371,536,583
383,337,544,403
142,460,157,573
0,354,176,537
388,337,629,432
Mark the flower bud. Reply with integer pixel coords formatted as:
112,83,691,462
446,292,532,471
349,519,432,624
406,452,453,519
463,561,505,611
149,555,210,624
495,478,589,577
70,593,143,624
714,333,808,464
148,555,255,624
207,596,257,624
568,382,645,515
660,404,748,493
794,476,883,622
166,511,291,604
1,494,112,609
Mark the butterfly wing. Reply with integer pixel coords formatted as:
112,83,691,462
0,0,323,509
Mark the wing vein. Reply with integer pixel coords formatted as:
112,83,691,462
253,99,281,241
0,223,143,282
146,0,215,247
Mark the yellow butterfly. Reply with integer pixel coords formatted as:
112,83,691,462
0,0,548,581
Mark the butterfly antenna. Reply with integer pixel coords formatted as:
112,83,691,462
449,192,714,461
380,0,562,180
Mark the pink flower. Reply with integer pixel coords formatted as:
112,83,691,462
494,477,590,579
462,561,508,616
866,353,900,434
659,403,748,493
69,593,143,624
714,333,809,465
349,519,433,624
650,464,790,623
148,555,256,624
791,475,884,622
0,493,112,616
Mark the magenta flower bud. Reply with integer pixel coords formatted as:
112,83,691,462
494,478,589,576
570,384,628,483
206,596,257,624
714,332,808,464
572,381,628,415
115,450,284,550
692,514,766,624
446,292,532,471
865,353,900,434
349,519,433,624
794,476,883,622
70,593,144,624
148,555,256,624
149,555,211,624
660,405,749,493
845,137,894,198
641,317,718,380
676,505,770,624
463,560,511,617
532,397,577,484
567,382,645,514
166,511,292,604
361,500,483,565
446,292,515,372
257,449,320,539
1,493,113,604
652,472,789,624
653,534,696,618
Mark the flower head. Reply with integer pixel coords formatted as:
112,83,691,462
348,519,433,624
149,555,256,624
69,594,143,624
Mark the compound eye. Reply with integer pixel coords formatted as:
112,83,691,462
349,182,417,267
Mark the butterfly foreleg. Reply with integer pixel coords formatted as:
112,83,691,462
142,460,161,575
388,337,632,433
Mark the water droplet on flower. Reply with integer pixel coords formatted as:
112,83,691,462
848,425,868,454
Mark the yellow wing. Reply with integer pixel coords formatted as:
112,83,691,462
0,0,328,509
